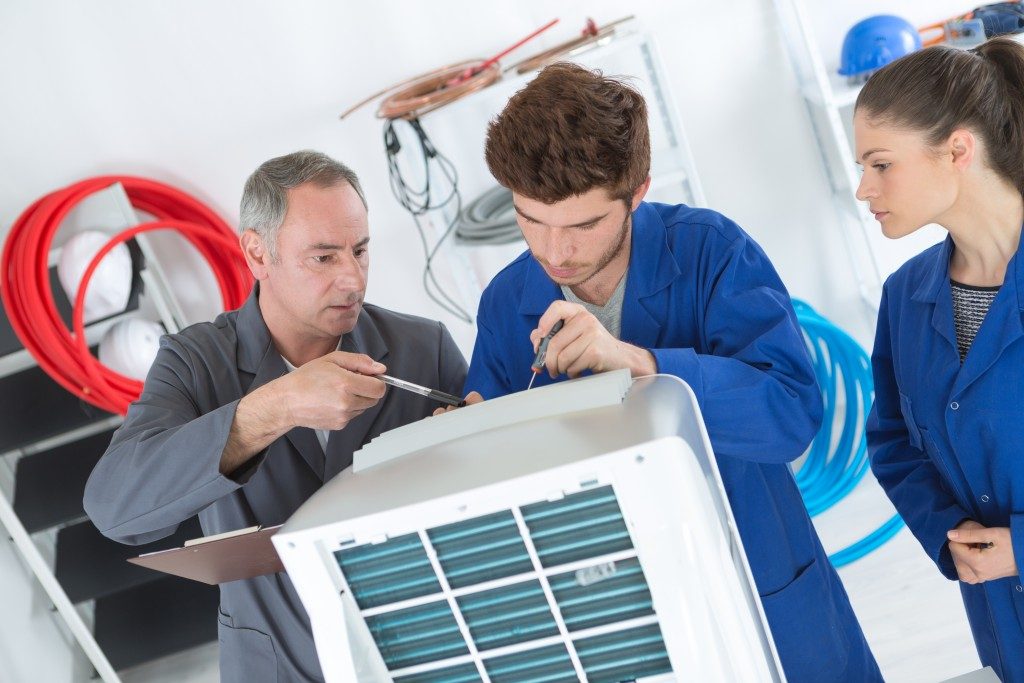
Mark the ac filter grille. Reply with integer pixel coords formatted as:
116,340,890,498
334,485,673,681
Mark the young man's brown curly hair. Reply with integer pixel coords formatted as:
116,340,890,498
484,62,651,205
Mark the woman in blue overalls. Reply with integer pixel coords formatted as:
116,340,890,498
859,37,1024,681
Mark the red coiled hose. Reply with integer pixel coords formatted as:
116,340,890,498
0,176,252,415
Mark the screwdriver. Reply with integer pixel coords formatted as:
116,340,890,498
527,319,564,390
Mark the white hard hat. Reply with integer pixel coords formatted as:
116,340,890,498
98,318,164,381
57,230,133,323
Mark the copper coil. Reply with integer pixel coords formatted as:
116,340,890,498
376,60,502,120
508,16,635,75
339,60,503,121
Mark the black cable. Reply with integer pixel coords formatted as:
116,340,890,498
383,118,472,323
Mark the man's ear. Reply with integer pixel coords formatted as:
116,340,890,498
240,229,271,280
630,176,652,212
947,128,976,171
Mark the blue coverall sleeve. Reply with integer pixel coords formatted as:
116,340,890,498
465,311,511,400
649,235,823,464
867,287,971,580
83,337,261,545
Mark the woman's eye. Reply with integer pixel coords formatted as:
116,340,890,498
873,163,890,172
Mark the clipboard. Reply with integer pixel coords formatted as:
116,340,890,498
127,524,285,585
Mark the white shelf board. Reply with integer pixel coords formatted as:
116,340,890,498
801,70,862,110
804,32,1024,110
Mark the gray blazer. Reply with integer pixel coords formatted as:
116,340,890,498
84,286,467,682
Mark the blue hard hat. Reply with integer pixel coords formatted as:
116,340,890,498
838,15,922,77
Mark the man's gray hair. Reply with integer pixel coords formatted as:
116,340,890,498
239,150,367,259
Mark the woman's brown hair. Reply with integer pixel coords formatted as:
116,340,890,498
856,37,1024,195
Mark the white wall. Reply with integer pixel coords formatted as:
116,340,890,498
1,0,960,352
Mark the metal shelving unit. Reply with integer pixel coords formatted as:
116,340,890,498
0,182,216,683
773,0,947,311
775,1,1024,313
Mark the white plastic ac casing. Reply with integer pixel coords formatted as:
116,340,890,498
274,374,785,682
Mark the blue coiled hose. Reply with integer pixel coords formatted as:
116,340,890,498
792,300,904,567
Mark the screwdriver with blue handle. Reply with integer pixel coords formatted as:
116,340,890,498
527,319,564,389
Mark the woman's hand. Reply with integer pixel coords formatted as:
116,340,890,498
947,522,1018,584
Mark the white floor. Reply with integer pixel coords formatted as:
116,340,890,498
817,478,982,682
0,473,984,683
0,531,91,683
119,643,218,683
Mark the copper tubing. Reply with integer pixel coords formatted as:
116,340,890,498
339,17,633,121
508,16,635,74
377,60,502,120
340,60,502,121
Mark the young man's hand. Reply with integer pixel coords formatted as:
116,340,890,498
532,300,656,379
432,392,484,416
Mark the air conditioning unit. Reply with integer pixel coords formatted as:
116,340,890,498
274,372,784,682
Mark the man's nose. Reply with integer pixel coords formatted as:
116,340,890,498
546,228,575,266
334,253,366,290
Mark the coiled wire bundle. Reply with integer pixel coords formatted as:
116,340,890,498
1,176,251,415
455,186,522,246
793,299,905,567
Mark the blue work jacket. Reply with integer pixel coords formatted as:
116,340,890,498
467,201,881,682
868,233,1024,682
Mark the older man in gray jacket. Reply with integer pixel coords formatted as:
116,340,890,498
84,150,467,682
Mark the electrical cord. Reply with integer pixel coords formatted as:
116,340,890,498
792,299,904,568
455,186,522,245
1,176,251,415
384,118,473,323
